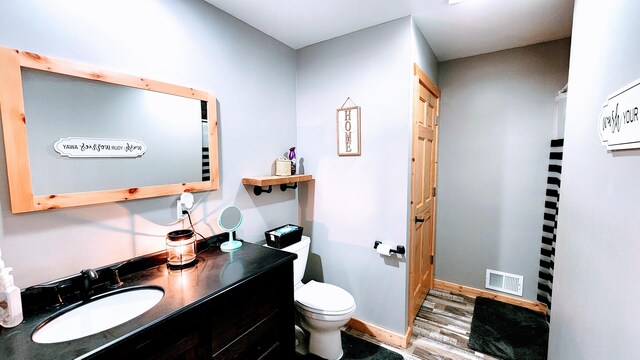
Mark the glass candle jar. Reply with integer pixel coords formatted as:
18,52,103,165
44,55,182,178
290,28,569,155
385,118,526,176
166,229,196,267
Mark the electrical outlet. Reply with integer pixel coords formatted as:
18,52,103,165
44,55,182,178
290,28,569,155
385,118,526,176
176,202,186,220
176,193,194,220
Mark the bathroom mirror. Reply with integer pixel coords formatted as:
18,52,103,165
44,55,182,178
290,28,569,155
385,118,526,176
0,47,219,213
218,205,243,252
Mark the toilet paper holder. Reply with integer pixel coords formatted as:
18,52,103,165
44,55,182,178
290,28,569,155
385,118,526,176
373,241,405,255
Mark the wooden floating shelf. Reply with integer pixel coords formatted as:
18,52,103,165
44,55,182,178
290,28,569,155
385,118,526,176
242,175,312,195
242,174,312,186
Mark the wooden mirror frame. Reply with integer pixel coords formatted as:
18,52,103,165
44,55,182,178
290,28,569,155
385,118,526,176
0,47,219,213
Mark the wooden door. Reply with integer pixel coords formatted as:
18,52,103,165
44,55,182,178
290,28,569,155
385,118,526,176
408,64,440,325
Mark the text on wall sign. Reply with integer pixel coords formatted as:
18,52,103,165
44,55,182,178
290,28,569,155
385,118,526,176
599,78,640,150
54,137,147,158
337,97,361,156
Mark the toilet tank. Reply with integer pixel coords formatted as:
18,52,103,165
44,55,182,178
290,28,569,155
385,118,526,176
277,236,310,288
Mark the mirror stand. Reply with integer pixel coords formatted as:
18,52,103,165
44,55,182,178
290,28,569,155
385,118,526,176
218,205,243,252
220,232,242,252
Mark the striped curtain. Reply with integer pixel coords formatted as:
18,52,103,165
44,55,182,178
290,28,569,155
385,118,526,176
537,139,563,318
202,146,210,181
202,101,210,181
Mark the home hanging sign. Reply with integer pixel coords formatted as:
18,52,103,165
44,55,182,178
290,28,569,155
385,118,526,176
54,137,147,158
336,97,361,156
599,78,640,150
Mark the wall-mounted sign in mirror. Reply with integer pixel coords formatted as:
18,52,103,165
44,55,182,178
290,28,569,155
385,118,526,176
0,47,220,213
53,137,147,158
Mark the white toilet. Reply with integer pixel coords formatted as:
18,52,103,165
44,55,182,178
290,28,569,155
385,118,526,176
266,236,356,360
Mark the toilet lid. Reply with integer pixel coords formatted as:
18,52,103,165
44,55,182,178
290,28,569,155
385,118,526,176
295,280,355,315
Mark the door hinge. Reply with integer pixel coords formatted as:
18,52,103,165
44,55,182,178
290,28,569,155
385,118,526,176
432,187,437,197
430,255,434,265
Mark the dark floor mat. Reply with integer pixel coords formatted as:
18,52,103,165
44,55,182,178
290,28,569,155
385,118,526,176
298,331,403,360
469,297,549,360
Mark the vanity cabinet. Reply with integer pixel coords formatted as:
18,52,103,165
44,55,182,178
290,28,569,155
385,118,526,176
209,261,292,360
95,313,205,360
0,243,295,360
88,253,295,360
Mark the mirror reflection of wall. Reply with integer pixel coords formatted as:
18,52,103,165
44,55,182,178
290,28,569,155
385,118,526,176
22,68,205,195
219,206,242,231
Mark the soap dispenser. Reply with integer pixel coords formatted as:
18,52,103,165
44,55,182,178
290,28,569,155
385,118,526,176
288,147,296,175
0,267,23,328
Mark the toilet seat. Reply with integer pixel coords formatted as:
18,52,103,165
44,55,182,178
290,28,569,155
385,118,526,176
295,280,356,316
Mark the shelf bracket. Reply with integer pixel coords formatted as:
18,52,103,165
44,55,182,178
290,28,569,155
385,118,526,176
253,185,273,196
279,183,298,192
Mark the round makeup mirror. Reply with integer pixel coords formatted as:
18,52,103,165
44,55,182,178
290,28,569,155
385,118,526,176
218,205,243,251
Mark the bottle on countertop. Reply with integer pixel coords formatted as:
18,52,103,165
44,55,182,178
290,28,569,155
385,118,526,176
288,147,296,175
0,247,23,328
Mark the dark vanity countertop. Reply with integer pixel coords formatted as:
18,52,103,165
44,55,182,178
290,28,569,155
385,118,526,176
0,242,296,360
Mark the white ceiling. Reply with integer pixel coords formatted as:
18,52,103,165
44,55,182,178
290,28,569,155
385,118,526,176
204,0,574,61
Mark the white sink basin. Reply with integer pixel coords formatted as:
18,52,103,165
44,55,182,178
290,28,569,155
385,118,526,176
32,287,164,344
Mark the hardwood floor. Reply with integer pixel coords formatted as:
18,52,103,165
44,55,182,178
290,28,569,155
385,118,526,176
344,288,499,360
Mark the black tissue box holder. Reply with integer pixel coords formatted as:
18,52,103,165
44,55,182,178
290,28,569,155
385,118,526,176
265,224,303,249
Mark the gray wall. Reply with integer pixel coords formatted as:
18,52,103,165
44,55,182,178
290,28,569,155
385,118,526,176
549,1,640,358
296,16,438,334
0,0,298,287
435,39,571,301
411,19,439,85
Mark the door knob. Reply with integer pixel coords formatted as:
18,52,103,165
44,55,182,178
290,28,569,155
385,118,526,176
414,216,425,223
